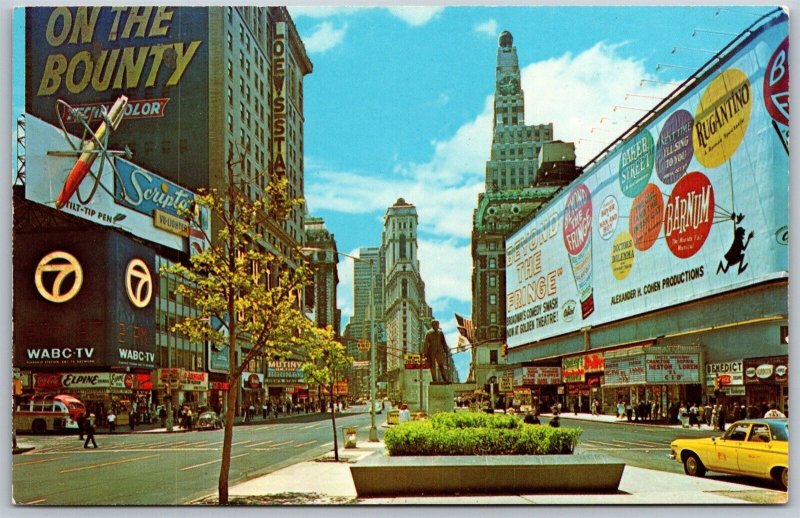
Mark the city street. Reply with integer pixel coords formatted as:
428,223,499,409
13,408,785,505
12,409,378,505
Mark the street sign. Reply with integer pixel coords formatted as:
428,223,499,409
357,339,370,351
353,361,370,368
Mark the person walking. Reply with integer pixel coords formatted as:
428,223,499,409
710,404,719,431
679,402,689,428
107,409,116,434
83,414,98,449
625,400,633,422
591,399,599,417
262,401,268,420
573,399,579,416
717,404,728,432
764,402,786,418
159,406,167,427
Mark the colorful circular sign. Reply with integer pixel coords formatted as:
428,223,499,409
763,36,789,126
629,183,664,251
656,109,694,184
34,251,83,303
598,195,619,240
562,184,592,255
693,68,752,168
618,130,654,197
611,231,635,280
664,172,715,258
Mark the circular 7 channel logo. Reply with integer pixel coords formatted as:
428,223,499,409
34,251,83,303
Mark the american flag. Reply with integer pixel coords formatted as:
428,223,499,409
454,313,474,350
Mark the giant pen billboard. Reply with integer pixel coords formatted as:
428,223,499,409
506,15,788,347
25,6,210,189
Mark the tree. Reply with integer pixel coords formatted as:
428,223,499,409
165,148,319,504
299,326,354,461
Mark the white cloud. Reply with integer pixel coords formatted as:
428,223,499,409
417,238,473,306
303,21,348,53
385,6,445,26
519,42,674,165
474,19,498,37
289,6,444,27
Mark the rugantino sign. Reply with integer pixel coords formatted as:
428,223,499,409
743,356,787,384
517,367,561,386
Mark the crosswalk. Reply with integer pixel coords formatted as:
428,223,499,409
17,435,320,455
579,439,671,451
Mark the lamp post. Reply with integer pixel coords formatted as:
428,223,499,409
301,247,378,442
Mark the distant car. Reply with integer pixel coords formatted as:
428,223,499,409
670,418,788,490
196,411,223,430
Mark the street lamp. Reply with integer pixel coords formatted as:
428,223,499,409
302,247,378,442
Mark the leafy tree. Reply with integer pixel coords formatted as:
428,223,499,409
299,326,354,461
165,148,319,504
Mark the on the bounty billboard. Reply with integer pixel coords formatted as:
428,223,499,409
25,6,210,189
506,14,788,347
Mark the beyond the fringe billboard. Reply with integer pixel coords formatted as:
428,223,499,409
506,14,788,348
25,6,210,188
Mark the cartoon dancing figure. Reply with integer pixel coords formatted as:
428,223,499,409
717,213,754,275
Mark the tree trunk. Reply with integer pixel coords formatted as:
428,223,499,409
218,379,238,504
330,385,339,462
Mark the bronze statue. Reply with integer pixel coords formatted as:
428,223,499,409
424,320,450,383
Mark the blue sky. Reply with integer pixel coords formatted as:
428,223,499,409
10,4,783,382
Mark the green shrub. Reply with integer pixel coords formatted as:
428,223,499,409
384,412,582,456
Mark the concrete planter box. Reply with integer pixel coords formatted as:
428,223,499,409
350,452,624,496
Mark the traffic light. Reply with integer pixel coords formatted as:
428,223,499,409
164,382,170,393
713,377,720,391
501,343,508,357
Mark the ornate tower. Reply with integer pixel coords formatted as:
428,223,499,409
470,31,581,388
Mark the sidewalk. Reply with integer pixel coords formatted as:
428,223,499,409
552,411,720,431
220,438,787,505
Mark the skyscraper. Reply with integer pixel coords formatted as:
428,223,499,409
470,31,580,388
382,198,433,404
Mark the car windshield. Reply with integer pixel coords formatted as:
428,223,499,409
770,422,788,441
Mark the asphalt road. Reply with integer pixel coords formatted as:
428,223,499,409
13,410,782,504
13,409,380,505
553,416,785,491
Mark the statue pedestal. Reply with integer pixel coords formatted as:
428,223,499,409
426,383,455,415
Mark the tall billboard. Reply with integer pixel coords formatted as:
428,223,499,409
506,14,788,347
13,229,157,370
25,6,210,188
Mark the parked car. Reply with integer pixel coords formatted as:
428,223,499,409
196,411,223,430
670,419,788,490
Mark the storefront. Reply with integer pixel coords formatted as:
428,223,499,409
743,356,788,413
208,378,230,414
602,345,703,417
33,371,139,426
241,372,265,410
265,360,306,405
515,366,562,411
154,368,209,411
561,352,605,412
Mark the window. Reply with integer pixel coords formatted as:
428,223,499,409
489,350,498,365
489,294,496,305
490,312,497,324
488,257,496,269
227,31,232,50
489,275,497,288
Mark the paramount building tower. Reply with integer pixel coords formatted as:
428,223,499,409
470,31,580,389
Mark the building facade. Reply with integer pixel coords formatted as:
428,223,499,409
470,31,580,392
17,6,314,421
504,12,789,416
382,199,434,405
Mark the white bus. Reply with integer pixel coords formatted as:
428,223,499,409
14,394,86,434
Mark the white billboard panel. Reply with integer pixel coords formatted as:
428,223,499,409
506,17,788,347
25,115,209,252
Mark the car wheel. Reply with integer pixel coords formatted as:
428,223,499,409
683,453,706,477
778,467,788,491
32,419,47,434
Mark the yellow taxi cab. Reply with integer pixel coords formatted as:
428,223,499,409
670,418,788,490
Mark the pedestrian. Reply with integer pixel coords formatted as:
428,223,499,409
159,406,167,428
77,412,86,440
591,399,599,417
262,401,268,420
549,414,560,428
764,402,786,418
573,399,579,416
679,403,689,428
690,403,701,428
248,403,255,421
717,404,727,432
738,403,747,421
84,413,98,449
130,410,136,432
625,401,633,422
644,400,652,421
523,412,541,425
652,401,660,420
710,404,719,430
107,409,116,433
704,402,712,425
617,401,624,419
